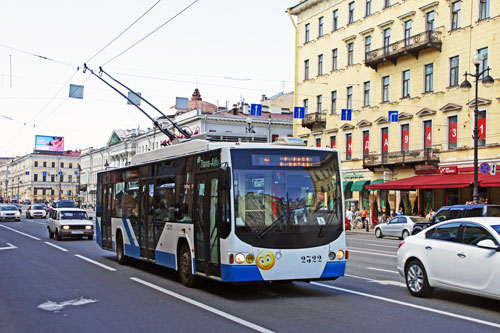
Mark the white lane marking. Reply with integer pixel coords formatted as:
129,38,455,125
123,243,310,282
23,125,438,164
348,249,397,258
345,274,406,288
131,277,275,333
0,243,17,250
0,224,41,240
312,282,500,329
38,297,98,312
367,267,399,274
34,221,46,225
44,242,68,252
74,254,117,271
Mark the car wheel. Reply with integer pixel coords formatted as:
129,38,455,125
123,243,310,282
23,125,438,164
402,230,410,240
88,234,94,241
116,232,130,265
178,242,201,288
405,259,433,297
375,228,383,238
55,229,62,241
48,228,54,239
26,214,29,219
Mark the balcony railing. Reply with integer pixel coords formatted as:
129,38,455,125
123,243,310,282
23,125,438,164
363,148,439,170
364,29,442,70
302,112,326,130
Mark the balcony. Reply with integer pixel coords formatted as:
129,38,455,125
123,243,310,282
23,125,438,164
364,29,442,70
302,112,326,130
363,148,439,171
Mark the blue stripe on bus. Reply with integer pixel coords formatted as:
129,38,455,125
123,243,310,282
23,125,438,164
155,251,176,269
320,261,346,278
95,218,102,246
220,264,263,282
121,218,140,258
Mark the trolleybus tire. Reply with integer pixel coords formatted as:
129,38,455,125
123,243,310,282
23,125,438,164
178,243,201,288
116,232,130,265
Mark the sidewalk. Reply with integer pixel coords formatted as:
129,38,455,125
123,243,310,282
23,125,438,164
347,227,374,234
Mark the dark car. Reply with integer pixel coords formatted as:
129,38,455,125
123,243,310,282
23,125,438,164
412,204,500,234
50,200,77,209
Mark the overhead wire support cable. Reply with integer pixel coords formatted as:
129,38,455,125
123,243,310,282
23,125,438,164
83,64,176,141
99,67,191,138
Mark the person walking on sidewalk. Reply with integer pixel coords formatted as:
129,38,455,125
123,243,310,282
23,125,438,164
361,207,368,228
346,208,353,230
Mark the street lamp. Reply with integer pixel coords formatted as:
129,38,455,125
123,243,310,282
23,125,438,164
58,170,63,200
460,53,494,203
77,165,82,205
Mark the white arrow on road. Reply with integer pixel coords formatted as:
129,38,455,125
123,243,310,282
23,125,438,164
0,243,17,250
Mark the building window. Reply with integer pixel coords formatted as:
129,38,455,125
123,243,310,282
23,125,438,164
383,28,391,54
348,2,355,24
346,86,353,109
364,36,371,61
318,16,324,37
332,48,338,70
305,23,310,43
451,1,461,30
346,133,352,160
303,99,308,113
448,116,458,149
402,70,410,98
362,130,370,156
478,110,486,146
61,162,64,168
42,173,47,182
426,11,435,32
449,56,459,87
331,90,337,114
330,136,336,149
316,138,321,147
404,20,412,46
43,161,47,167
424,63,433,93
34,161,38,167
479,0,490,21
424,120,432,148
347,42,354,65
52,162,55,168
34,189,37,195
333,9,339,31
60,174,64,182
382,76,390,102
401,124,410,152
384,0,391,8
51,189,54,196
34,174,38,182
304,59,310,80
69,163,73,168
365,0,372,16
51,175,55,182
363,81,370,106
381,128,389,155
316,95,322,113
68,175,73,183
318,54,323,76
478,47,488,79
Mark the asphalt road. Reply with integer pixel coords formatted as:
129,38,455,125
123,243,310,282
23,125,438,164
1,212,499,333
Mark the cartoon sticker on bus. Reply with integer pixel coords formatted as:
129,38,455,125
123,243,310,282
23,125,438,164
256,250,275,270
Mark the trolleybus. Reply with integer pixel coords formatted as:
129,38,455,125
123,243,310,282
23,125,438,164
96,138,347,286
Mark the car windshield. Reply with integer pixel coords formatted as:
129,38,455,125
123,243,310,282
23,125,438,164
58,201,76,208
492,225,500,236
33,205,46,210
1,206,17,211
410,217,428,222
60,211,87,220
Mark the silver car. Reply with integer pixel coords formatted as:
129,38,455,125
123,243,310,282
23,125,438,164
375,215,428,239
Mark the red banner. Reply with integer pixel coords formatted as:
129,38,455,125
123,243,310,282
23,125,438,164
449,122,457,143
478,117,486,141
402,129,409,150
330,137,336,149
382,133,389,152
425,126,432,147
347,137,352,156
439,166,457,174
363,134,369,154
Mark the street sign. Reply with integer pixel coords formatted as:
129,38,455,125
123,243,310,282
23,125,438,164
439,166,457,174
74,171,79,175
388,110,398,122
341,109,352,121
59,171,63,175
293,107,305,119
480,162,490,174
250,103,262,116
491,163,497,176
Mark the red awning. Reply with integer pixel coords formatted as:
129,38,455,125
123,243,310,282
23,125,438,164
479,173,500,187
366,173,500,190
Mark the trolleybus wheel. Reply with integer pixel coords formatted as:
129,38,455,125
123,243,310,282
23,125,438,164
178,243,201,288
116,232,130,265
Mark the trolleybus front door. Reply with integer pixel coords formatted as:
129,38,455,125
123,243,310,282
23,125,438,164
140,181,156,260
101,184,113,249
193,172,221,278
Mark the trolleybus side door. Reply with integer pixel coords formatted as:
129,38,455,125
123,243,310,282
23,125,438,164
101,184,113,249
139,181,156,260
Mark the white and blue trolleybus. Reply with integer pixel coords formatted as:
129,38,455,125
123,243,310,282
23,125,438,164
96,138,347,286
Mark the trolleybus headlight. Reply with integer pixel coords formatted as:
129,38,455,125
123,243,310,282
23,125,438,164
62,225,70,230
336,250,345,260
235,253,245,264
329,251,336,260
245,254,255,264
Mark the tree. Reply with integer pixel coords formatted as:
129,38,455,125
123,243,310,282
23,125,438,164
385,199,391,218
404,196,412,215
372,199,379,226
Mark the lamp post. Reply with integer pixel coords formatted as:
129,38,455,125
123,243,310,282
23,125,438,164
77,165,82,206
460,53,494,203
58,170,63,200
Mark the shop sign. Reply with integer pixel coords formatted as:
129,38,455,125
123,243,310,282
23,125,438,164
439,166,457,174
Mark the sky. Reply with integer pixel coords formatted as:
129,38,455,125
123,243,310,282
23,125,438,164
0,0,298,156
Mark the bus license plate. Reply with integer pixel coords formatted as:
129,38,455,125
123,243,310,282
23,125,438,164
301,255,322,263
72,230,84,234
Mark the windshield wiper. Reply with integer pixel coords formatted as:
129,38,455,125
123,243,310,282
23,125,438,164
257,212,288,239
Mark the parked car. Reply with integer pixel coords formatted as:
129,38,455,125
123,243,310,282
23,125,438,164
47,208,94,240
0,205,21,222
26,204,48,219
398,217,500,300
374,215,428,240
412,204,500,235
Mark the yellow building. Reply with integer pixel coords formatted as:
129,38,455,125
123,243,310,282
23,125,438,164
289,0,500,216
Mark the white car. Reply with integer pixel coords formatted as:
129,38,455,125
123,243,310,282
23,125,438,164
397,217,500,300
375,215,428,240
26,204,47,219
0,205,21,222
47,208,94,241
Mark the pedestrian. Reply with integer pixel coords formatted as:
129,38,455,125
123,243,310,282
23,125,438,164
346,208,353,230
361,207,368,228
397,207,404,216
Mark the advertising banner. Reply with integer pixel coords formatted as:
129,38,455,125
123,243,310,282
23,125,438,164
35,135,64,152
